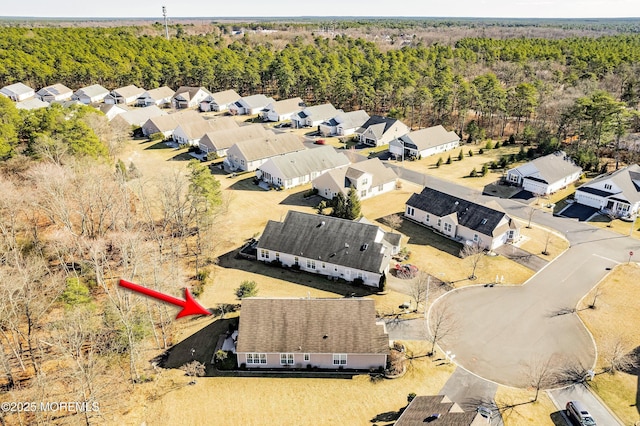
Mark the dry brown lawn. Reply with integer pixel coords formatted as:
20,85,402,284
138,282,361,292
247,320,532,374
119,341,455,426
494,386,559,426
589,214,640,240
577,263,640,426
396,144,521,191
514,220,569,260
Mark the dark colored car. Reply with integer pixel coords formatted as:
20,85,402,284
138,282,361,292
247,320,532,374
566,401,596,426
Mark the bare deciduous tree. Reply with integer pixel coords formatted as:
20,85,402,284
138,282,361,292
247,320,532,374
426,303,459,356
602,339,638,374
460,241,484,280
542,230,552,256
181,360,206,384
409,272,430,313
384,214,404,231
525,357,557,402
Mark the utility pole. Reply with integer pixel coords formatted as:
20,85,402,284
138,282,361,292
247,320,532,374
162,6,169,40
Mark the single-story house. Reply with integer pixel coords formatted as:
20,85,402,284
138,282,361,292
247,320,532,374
198,123,268,157
98,103,128,121
136,86,175,108
405,187,520,250
72,84,109,104
141,109,201,138
36,84,73,102
395,395,483,426
173,116,239,146
312,158,398,201
112,105,165,127
319,110,370,137
256,145,350,189
199,89,241,112
260,97,304,122
104,85,145,105
291,103,339,129
0,82,35,102
235,297,389,370
225,132,305,172
355,115,410,147
506,151,582,196
389,125,460,160
257,210,400,287
574,163,640,218
229,94,275,115
172,86,212,109
15,98,49,111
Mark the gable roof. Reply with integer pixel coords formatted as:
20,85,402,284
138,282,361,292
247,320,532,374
335,110,370,129
208,89,240,105
297,103,339,121
143,110,201,133
406,187,515,237
267,97,304,115
395,395,481,426
74,84,109,98
316,158,398,196
257,210,399,274
199,124,268,152
99,103,128,116
400,125,460,151
511,151,582,185
1,82,34,97
239,94,273,109
142,86,175,100
260,146,349,180
577,163,640,204
37,83,72,97
231,132,305,162
115,105,165,126
236,298,389,355
173,86,211,101
177,116,238,140
16,98,49,110
111,85,144,99
356,115,403,138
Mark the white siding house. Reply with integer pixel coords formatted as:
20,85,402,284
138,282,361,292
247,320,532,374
72,84,109,104
172,86,212,109
319,110,370,137
355,116,410,147
136,86,175,107
36,84,73,102
104,85,145,105
291,103,339,129
0,83,35,102
506,151,582,195
574,164,640,218
225,133,305,172
229,94,274,115
260,97,304,122
199,89,241,112
389,125,460,160
312,158,398,201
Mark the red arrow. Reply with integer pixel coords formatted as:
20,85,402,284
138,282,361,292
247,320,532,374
119,279,211,319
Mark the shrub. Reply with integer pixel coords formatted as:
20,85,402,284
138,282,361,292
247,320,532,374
468,149,473,157
436,157,443,168
150,132,164,141
235,280,258,299
291,263,301,271
269,259,283,268
446,155,452,165
407,392,417,403
478,148,484,154
353,277,364,286
458,149,464,161
303,187,319,198
494,141,501,149
482,163,489,176
470,168,478,177
508,135,516,144
485,141,493,150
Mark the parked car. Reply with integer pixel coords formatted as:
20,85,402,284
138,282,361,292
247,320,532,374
314,139,326,145
566,401,596,426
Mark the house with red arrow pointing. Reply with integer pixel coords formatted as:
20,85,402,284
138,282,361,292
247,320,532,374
235,297,389,370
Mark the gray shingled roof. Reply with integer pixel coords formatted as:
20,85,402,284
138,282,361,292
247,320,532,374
241,94,273,109
400,125,460,151
576,163,640,204
173,86,211,101
209,89,240,105
395,395,480,426
257,210,398,274
512,151,582,185
406,187,513,237
356,115,400,138
337,110,370,129
236,298,389,355
268,97,304,115
260,146,350,180
143,86,175,100
296,103,339,121
232,132,305,162
199,123,269,152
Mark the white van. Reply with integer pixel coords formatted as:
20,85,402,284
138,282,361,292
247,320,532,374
566,400,596,426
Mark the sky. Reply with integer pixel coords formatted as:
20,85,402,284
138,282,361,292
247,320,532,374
2,0,640,19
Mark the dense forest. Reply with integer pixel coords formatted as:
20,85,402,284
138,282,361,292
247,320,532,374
1,21,640,424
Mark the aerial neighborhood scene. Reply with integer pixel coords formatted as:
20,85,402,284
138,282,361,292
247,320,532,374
1,1,640,425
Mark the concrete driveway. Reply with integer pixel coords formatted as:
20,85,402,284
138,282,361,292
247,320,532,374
548,384,623,425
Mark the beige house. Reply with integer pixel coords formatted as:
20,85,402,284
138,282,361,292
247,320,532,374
236,298,389,370
312,158,398,201
136,86,175,107
173,116,238,146
355,115,410,147
0,82,35,102
260,97,304,122
72,84,109,104
225,132,305,172
198,123,268,157
105,85,145,105
199,89,241,112
36,83,73,102
141,110,201,138
172,86,212,109
405,187,520,250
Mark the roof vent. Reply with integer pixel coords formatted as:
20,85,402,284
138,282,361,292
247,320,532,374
361,243,368,251
454,201,459,205
323,334,328,339
345,243,349,248
317,221,326,228
481,218,488,225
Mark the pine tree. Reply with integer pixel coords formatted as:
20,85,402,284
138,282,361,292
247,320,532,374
346,187,362,220
436,157,443,168
446,155,452,164
331,192,347,218
482,163,489,176
470,168,478,177
458,149,464,161
468,149,474,157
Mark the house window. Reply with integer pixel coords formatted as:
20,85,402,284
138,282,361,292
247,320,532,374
406,206,415,216
437,219,442,227
306,259,316,270
378,184,383,191
362,178,368,185
260,249,269,259
246,353,267,364
473,234,479,242
509,174,519,183
304,353,310,362
294,256,299,266
333,354,347,365
275,252,280,261
280,353,294,365
508,230,515,240
241,159,245,166
361,190,367,198
444,223,452,233
322,263,326,269
425,214,430,223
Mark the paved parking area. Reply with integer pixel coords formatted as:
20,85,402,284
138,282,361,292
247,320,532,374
558,203,599,222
